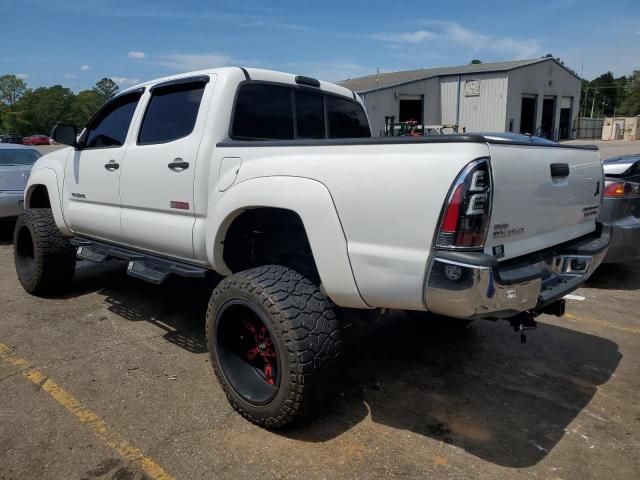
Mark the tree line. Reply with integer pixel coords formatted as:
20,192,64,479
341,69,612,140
0,75,120,136
580,70,640,118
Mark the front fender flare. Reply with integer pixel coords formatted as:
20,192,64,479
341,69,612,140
205,176,369,309
25,168,72,236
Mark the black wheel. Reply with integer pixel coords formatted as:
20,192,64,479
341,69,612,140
13,208,76,295
206,265,343,428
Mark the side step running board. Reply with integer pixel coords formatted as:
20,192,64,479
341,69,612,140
71,238,208,285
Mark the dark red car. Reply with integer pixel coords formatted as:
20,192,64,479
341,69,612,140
23,134,51,145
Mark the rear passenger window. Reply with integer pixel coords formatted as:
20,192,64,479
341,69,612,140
232,84,294,140
295,92,324,139
85,92,142,148
230,82,370,140
326,96,370,138
138,81,205,145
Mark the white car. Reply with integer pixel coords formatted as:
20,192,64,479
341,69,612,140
14,67,609,427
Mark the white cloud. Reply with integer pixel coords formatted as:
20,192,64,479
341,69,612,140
443,23,540,58
16,73,29,80
149,53,233,71
63,73,76,79
127,50,146,59
110,76,141,86
80,65,91,71
238,20,309,31
370,22,540,59
371,30,434,44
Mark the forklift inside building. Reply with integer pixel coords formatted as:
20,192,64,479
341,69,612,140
398,96,423,123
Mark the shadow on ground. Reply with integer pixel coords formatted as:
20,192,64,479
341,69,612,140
0,220,16,245
286,311,621,467
66,260,621,468
98,271,213,354
585,260,640,290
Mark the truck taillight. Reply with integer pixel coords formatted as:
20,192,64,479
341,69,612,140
436,159,492,249
604,180,640,198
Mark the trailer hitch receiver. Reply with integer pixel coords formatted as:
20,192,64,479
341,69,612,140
509,312,538,344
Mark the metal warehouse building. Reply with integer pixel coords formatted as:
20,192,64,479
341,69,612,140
339,58,581,140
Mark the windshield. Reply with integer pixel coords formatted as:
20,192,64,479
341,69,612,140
0,149,41,165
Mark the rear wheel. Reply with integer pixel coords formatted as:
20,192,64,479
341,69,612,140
14,208,76,295
206,265,343,428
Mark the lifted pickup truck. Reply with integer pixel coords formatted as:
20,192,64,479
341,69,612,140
14,67,609,427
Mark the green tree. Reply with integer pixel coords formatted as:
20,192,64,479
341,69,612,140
70,89,102,128
580,71,629,117
92,78,119,104
0,74,29,132
0,74,28,106
618,70,640,116
470,59,482,64
19,85,75,135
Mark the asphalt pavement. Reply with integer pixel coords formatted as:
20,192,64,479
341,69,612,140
0,138,637,479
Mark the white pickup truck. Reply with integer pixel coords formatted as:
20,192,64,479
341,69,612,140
14,67,609,427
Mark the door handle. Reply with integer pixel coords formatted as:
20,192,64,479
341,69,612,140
104,160,120,171
168,159,189,171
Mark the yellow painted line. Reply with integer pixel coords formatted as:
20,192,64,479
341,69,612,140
564,313,640,335
0,343,175,480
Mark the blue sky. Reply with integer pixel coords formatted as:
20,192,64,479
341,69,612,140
1,0,638,92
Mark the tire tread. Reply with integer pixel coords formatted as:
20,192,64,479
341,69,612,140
206,265,342,428
14,208,75,295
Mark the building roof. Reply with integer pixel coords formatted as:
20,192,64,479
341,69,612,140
339,58,578,93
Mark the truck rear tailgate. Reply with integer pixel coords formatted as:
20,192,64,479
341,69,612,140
485,144,602,260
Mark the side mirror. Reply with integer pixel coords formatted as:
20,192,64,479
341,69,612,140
51,123,78,147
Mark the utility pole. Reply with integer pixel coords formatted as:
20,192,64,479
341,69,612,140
590,86,598,118
581,85,588,117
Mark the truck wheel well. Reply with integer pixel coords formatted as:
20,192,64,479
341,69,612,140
28,185,51,209
222,208,320,285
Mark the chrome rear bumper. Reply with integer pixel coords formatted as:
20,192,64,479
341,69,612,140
424,226,610,319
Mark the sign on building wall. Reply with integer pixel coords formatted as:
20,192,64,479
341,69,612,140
464,80,480,97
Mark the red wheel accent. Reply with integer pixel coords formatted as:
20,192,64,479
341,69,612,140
242,314,278,385
264,362,274,385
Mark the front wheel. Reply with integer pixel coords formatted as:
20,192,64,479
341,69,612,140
206,265,343,428
13,208,76,295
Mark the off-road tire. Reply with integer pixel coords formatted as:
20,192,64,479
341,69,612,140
206,265,343,428
14,208,76,295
